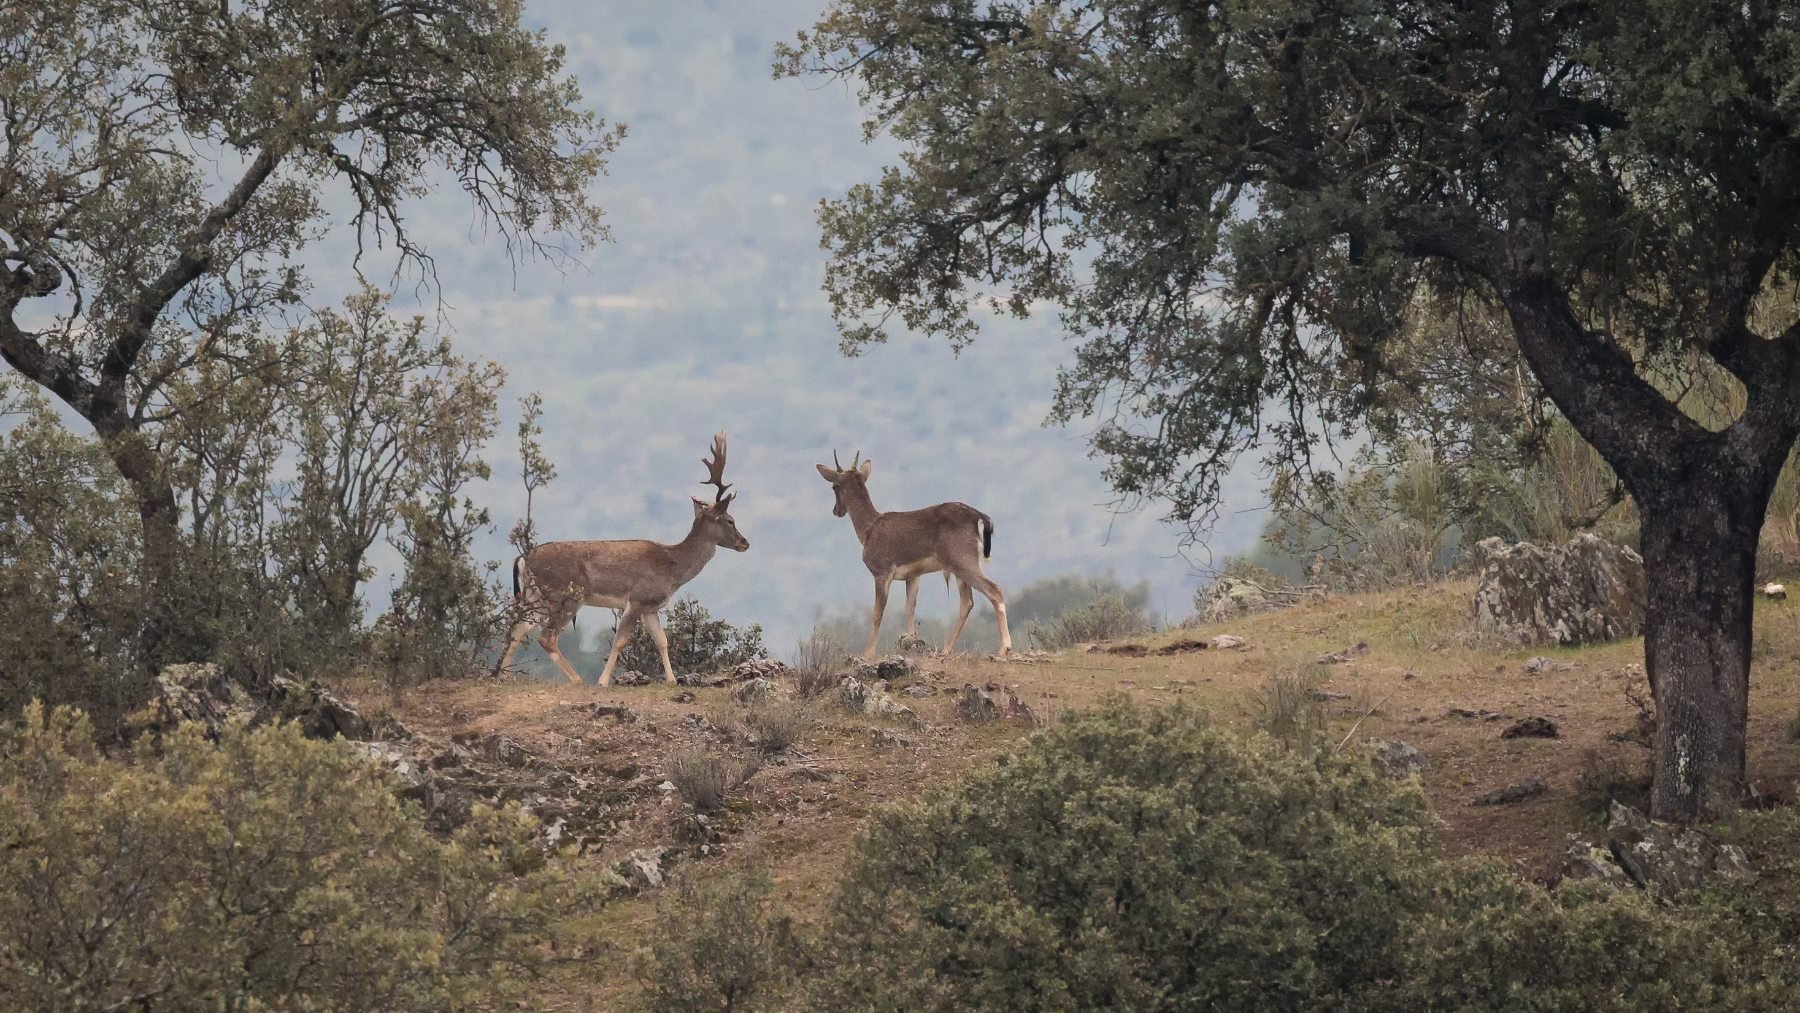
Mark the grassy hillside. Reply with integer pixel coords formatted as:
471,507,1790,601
344,580,1800,1007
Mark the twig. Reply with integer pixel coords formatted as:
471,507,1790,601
1333,686,1401,755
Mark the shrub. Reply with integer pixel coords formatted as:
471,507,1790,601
1027,592,1152,650
806,699,1435,1011
791,631,848,699
742,701,811,755
665,747,761,814
1251,667,1330,755
633,869,807,1012
619,597,766,677
0,703,608,1010
1373,863,1798,1012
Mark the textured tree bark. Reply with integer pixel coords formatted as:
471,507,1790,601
1637,483,1763,823
96,423,204,670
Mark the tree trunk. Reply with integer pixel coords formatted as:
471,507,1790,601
1637,474,1768,823
98,425,202,670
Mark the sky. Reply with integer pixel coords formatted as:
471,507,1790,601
322,0,1273,657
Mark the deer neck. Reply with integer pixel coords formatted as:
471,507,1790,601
669,525,720,586
843,484,882,544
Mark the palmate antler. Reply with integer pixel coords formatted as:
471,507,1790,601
702,432,734,506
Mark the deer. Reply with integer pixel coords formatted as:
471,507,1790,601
815,450,1012,659
495,433,748,686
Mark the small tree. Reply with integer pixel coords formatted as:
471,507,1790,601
615,597,767,677
0,0,615,669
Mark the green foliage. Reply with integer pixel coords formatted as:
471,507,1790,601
0,703,609,1010
1373,865,1798,1012
0,380,146,726
508,391,558,558
616,596,767,677
633,870,808,1013
807,699,1435,1011
1027,591,1153,649
809,571,1151,655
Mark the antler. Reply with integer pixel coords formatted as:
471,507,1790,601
829,449,863,474
702,432,734,506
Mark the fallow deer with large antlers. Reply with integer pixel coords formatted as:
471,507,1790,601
496,433,748,685
816,450,1012,659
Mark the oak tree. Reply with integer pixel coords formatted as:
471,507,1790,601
0,0,613,665
784,1,1800,821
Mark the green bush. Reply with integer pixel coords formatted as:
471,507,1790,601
805,699,1435,1011
0,703,608,1010
633,870,807,1012
1027,592,1153,650
618,596,766,676
1374,864,1798,1012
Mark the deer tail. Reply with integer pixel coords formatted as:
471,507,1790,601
978,512,994,559
511,554,525,598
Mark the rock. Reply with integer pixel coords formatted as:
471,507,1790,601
130,663,382,743
731,677,789,705
1763,582,1788,600
609,846,676,895
1368,739,1428,779
727,658,789,682
670,691,696,704
838,675,918,725
1152,638,1209,656
1523,656,1576,674
455,732,535,767
1447,707,1510,722
1316,642,1370,665
1200,575,1272,621
1210,634,1247,650
673,672,729,688
899,684,937,697
895,632,932,655
1309,688,1353,702
956,683,1001,722
846,656,921,683
1473,779,1548,805
1472,534,1646,646
868,727,915,748
1603,801,1752,900
1100,642,1149,657
988,649,1054,663
610,669,653,686
585,703,640,723
1561,834,1630,885
1501,716,1560,739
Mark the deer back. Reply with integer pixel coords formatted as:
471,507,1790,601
862,502,988,572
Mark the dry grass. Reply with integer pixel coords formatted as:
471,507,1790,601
742,701,811,755
666,747,760,814
340,578,1800,1007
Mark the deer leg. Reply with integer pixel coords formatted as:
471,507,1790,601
494,616,535,678
967,573,1011,657
641,609,677,685
864,574,892,660
903,576,922,636
943,578,976,655
597,603,644,687
536,608,587,685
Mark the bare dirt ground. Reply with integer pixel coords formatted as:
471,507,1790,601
342,580,1800,1007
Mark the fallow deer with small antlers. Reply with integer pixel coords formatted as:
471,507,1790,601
496,433,748,686
816,450,1012,659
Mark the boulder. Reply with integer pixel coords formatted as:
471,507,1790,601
1210,634,1247,650
1603,801,1752,900
1201,576,1272,621
1472,534,1646,646
727,658,789,682
731,677,789,705
838,675,918,725
1368,739,1428,779
606,846,677,895
847,656,922,683
130,663,379,743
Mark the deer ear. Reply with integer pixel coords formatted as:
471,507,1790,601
816,464,837,481
858,458,873,478
692,497,708,517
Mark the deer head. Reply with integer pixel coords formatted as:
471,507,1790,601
692,432,749,551
815,449,872,517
